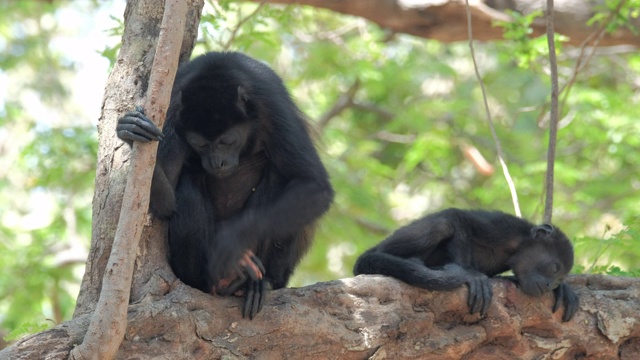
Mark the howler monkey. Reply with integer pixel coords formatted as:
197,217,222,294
353,208,578,321
116,52,334,318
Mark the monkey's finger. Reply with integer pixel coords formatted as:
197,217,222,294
220,266,246,295
243,281,255,319
250,254,266,274
255,279,266,316
120,112,164,140
467,280,481,314
248,280,264,319
221,275,246,296
239,254,262,281
480,281,492,316
563,297,579,322
552,283,564,313
116,121,164,142
562,285,579,322
250,254,266,275
116,130,154,143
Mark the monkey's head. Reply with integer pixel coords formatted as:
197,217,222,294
178,83,259,178
509,224,574,297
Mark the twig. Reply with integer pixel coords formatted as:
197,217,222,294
69,1,188,359
559,0,628,115
222,2,266,50
464,0,521,217
317,80,360,129
543,0,558,224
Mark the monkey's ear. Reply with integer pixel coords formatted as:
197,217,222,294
237,85,249,102
531,223,554,239
236,85,250,113
236,85,256,117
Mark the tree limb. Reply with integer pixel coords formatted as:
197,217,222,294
3,275,640,359
243,0,640,47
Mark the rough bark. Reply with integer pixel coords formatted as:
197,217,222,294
249,0,640,47
69,1,189,359
73,0,203,318
3,275,640,359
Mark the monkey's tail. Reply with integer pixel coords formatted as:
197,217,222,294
353,251,466,291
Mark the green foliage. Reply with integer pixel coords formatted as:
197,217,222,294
99,15,124,69
0,0,99,342
588,0,640,33
195,1,640,285
493,10,568,69
574,216,640,276
5,322,51,342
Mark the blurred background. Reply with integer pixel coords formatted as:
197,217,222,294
1,0,638,344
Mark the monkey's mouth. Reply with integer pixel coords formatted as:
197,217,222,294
202,162,236,178
521,282,548,297
210,168,235,178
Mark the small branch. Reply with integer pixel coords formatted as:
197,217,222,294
69,1,188,359
558,0,628,115
543,0,558,224
222,2,266,50
317,80,360,129
464,0,521,217
351,102,394,121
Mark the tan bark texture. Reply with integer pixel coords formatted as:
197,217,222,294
73,0,203,318
251,0,640,47
2,275,640,359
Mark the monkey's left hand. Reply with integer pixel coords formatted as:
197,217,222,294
243,278,272,319
553,282,579,322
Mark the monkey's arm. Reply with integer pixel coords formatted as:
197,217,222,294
354,216,494,316
116,108,186,218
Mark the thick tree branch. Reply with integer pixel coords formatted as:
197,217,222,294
3,275,640,359
245,0,640,47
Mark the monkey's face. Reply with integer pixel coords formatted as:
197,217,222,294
184,124,251,178
510,244,569,297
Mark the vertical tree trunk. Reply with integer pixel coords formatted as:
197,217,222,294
73,0,203,318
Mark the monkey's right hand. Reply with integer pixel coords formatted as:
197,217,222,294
465,271,492,317
218,250,266,296
116,106,164,145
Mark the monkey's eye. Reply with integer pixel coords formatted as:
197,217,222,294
550,263,559,274
185,132,209,149
218,138,235,147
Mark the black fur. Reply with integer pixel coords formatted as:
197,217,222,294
117,52,334,318
353,208,578,321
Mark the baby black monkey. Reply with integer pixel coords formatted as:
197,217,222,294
353,208,579,321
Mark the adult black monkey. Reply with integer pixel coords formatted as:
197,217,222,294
353,208,578,321
116,52,334,318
